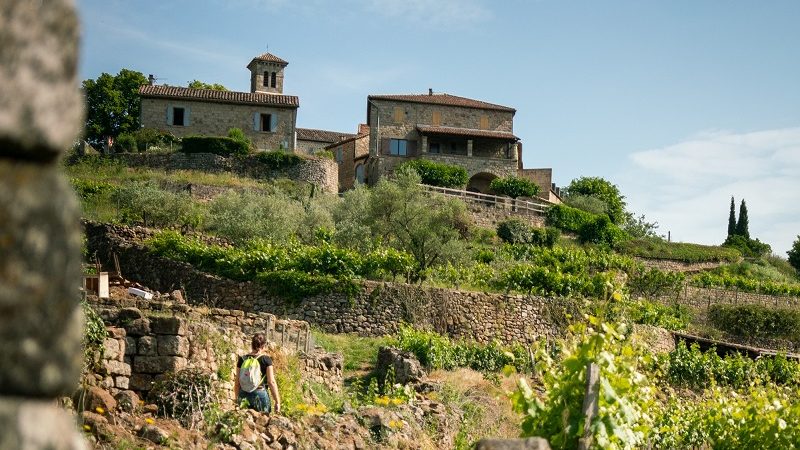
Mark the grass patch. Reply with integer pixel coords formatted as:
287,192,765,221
618,237,741,263
311,331,390,373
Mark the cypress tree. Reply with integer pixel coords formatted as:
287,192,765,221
736,199,750,239
727,196,736,237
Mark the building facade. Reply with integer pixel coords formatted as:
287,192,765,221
325,124,370,191
296,128,355,155
364,92,520,193
139,53,299,152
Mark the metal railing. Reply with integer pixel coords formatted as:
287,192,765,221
419,184,552,215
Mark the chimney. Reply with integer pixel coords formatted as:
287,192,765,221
428,88,433,96
358,123,370,135
148,74,155,86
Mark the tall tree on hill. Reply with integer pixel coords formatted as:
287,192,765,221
82,69,148,147
735,199,750,239
788,236,800,275
727,196,737,237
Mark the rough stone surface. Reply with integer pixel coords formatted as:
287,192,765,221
474,438,552,450
133,356,187,374
137,336,158,356
156,335,189,356
0,397,88,450
150,316,187,336
80,386,117,412
114,390,140,413
0,163,83,396
140,424,169,445
376,347,425,386
0,0,84,159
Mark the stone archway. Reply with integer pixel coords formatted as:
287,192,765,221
466,172,498,194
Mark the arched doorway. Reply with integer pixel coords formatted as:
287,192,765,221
466,172,498,194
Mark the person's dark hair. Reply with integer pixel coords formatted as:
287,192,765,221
251,333,266,351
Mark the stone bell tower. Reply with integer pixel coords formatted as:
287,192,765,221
247,52,288,94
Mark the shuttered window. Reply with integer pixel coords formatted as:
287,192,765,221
172,107,185,126
389,139,408,156
271,72,277,88
432,111,441,126
480,115,489,130
393,107,404,123
254,113,277,132
263,72,269,87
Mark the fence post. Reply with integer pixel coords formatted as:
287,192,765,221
578,362,600,450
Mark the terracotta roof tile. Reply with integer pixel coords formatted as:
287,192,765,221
323,132,369,149
369,93,515,112
416,125,518,140
139,85,299,108
296,128,355,143
250,52,288,65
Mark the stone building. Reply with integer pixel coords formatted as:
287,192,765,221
325,124,370,191
296,127,355,155
363,91,521,193
139,52,299,152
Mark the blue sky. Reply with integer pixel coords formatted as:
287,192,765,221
76,0,800,254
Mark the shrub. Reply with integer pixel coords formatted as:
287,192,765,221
789,237,800,275
496,219,533,244
255,150,303,170
181,136,249,156
489,176,540,198
149,368,216,427
545,203,597,234
82,300,107,372
399,159,468,188
315,149,335,160
723,234,772,258
627,267,685,299
133,127,178,151
709,304,800,341
625,300,691,331
577,215,627,248
563,194,608,215
112,182,204,229
114,133,137,153
227,127,252,150
564,176,626,224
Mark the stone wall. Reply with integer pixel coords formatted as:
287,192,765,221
86,223,568,346
465,201,546,230
88,295,342,401
658,285,800,310
634,257,726,273
140,97,296,152
112,152,338,193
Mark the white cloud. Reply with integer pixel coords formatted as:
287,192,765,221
621,127,800,255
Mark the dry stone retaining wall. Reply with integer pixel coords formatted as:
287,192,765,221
86,223,568,346
658,285,800,310
112,152,338,193
88,295,341,401
634,257,727,273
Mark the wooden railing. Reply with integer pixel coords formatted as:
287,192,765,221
419,184,552,216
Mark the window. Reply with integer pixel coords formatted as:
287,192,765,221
271,72,277,88
260,113,272,132
263,71,269,87
480,115,489,130
432,111,442,126
335,147,343,163
393,107,404,123
355,164,365,184
429,143,440,154
172,107,185,126
389,139,407,156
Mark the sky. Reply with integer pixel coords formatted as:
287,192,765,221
75,0,800,254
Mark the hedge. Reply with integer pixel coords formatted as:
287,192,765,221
181,136,249,156
255,150,303,170
709,304,800,341
399,159,468,188
545,204,598,234
489,176,540,198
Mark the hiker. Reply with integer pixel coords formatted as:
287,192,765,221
235,333,281,413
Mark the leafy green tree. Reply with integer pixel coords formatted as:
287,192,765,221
187,80,228,91
728,196,737,237
788,236,800,274
489,176,540,199
736,199,750,238
565,176,626,224
82,69,148,147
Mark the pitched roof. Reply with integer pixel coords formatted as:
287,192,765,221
416,125,518,140
296,128,355,143
368,93,515,112
249,52,288,65
323,132,369,149
139,85,299,108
